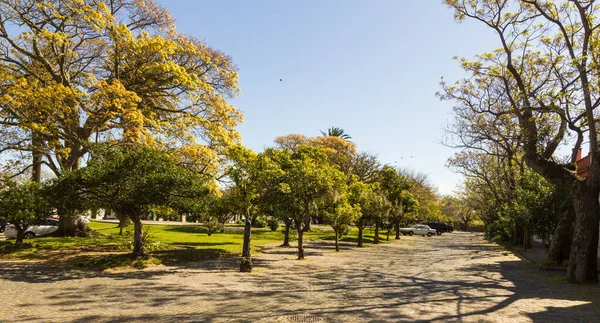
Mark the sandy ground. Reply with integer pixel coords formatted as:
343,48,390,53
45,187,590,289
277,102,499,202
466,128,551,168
1,232,599,322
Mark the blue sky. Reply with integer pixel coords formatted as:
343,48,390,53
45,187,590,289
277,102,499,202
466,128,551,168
157,0,499,195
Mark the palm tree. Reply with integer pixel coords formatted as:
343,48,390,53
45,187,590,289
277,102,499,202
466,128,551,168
320,127,352,140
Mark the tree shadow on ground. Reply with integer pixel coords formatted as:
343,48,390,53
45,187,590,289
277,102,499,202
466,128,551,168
3,234,600,322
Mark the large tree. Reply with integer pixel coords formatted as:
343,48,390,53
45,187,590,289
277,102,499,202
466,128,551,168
0,0,242,234
53,147,210,258
444,0,600,283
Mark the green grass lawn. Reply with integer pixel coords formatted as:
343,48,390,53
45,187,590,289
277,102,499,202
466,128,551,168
0,221,382,270
88,221,291,253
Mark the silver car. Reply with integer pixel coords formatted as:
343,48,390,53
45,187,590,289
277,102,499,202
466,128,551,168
399,224,437,237
4,219,59,239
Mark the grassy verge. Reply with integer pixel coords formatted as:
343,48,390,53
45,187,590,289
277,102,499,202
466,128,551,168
0,221,384,270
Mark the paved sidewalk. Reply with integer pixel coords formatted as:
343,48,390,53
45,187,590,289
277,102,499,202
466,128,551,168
1,233,599,322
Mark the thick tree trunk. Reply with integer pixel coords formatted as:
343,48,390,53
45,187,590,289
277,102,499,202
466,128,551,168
547,206,575,266
395,220,401,240
334,229,339,252
283,220,291,247
568,185,600,283
58,215,79,237
240,213,252,272
297,225,305,260
374,221,380,244
132,216,144,258
357,225,364,247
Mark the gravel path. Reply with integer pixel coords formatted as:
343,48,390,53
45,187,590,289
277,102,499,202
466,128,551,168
1,232,599,322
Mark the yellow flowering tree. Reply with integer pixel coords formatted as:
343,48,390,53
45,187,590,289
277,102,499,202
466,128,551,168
0,0,242,234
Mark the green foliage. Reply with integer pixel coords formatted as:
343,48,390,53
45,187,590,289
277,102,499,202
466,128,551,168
267,218,280,231
52,146,210,256
0,181,52,244
252,217,268,228
320,127,352,140
54,147,210,217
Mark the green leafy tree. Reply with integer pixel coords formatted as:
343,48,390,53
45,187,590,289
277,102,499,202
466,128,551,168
204,190,237,234
277,146,346,259
54,147,209,258
319,183,359,252
350,181,390,247
0,181,51,245
227,146,282,271
379,166,417,239
259,149,296,246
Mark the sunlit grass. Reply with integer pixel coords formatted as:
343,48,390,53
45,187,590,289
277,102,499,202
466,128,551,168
0,221,384,269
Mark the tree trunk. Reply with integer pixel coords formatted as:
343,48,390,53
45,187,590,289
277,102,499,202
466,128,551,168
547,206,575,265
15,227,24,245
395,220,401,240
512,224,519,245
283,220,291,247
374,221,380,244
297,223,305,259
240,212,252,272
118,214,130,236
132,215,144,258
567,185,600,283
58,215,79,237
31,132,43,183
523,225,531,249
386,224,390,241
357,225,364,247
304,213,311,232
334,229,339,252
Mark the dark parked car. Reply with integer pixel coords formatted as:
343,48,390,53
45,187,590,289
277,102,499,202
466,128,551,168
0,219,5,233
422,222,453,235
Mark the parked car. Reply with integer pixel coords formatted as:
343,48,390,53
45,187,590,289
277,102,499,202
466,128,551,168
0,219,6,233
399,224,437,237
4,218,60,239
104,213,118,220
422,222,454,235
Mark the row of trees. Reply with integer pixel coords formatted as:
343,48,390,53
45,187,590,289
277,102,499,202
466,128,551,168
0,0,446,274
0,130,446,271
442,0,600,283
223,132,447,272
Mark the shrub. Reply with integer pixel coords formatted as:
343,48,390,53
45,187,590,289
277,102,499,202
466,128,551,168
252,217,267,228
267,218,280,231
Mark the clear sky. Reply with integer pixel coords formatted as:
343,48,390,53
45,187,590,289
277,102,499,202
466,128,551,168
156,0,499,195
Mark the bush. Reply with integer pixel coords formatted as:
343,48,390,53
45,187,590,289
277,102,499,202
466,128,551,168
267,218,280,231
252,217,267,228
235,219,244,225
